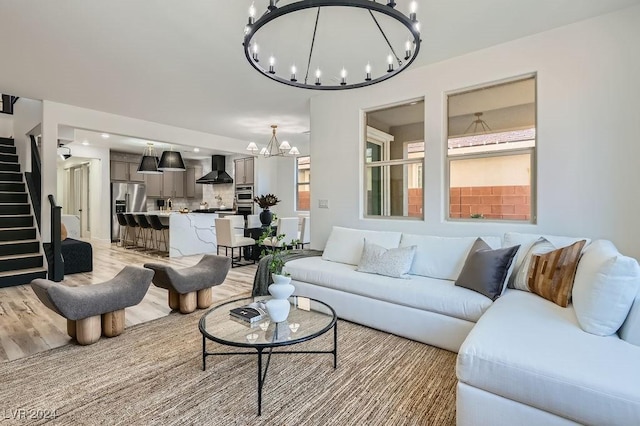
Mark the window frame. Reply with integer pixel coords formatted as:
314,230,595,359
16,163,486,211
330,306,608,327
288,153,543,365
295,155,310,212
445,75,537,224
363,126,424,220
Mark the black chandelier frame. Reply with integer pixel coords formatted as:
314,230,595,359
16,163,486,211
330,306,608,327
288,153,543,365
243,0,422,90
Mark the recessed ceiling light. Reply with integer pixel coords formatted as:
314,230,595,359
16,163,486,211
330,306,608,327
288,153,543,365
101,133,110,139
82,140,90,146
194,148,200,153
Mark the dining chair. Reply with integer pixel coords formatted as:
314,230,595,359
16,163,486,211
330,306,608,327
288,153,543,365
298,216,311,249
225,214,245,236
262,217,299,249
215,218,256,267
246,214,261,229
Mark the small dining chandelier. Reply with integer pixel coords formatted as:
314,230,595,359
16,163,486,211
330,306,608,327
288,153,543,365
246,125,300,157
243,0,421,90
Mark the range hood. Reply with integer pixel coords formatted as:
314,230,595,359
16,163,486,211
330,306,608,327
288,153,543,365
196,155,234,184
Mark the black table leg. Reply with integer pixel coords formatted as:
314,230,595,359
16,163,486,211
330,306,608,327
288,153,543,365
202,334,207,371
333,321,338,369
257,348,263,416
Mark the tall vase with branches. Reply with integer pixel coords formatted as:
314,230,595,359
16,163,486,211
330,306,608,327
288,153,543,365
258,220,295,322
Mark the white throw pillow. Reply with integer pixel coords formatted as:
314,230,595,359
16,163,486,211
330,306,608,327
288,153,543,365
399,234,501,280
356,239,416,279
322,226,402,266
511,237,556,291
572,240,640,336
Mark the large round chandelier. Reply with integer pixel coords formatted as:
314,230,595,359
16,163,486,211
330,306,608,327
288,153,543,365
243,0,421,90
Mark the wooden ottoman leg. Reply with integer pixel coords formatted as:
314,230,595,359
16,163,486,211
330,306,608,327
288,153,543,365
197,287,213,309
76,315,101,345
102,309,125,337
168,289,180,310
179,292,197,314
67,319,77,339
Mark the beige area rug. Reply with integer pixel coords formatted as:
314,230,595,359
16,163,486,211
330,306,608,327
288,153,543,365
0,300,457,426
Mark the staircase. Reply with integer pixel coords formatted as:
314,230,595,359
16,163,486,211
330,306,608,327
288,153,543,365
0,137,46,287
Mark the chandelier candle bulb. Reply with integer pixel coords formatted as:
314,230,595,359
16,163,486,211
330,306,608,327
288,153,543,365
252,43,259,62
268,56,275,74
315,68,321,85
248,3,256,25
365,63,372,81
387,54,394,72
290,65,297,82
387,0,396,7
341,68,347,86
405,40,412,60
409,0,418,21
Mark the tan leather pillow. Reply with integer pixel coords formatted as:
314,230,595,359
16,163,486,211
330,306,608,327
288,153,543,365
60,223,68,241
527,240,586,307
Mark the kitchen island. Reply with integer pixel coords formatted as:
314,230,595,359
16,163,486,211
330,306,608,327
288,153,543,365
127,211,221,258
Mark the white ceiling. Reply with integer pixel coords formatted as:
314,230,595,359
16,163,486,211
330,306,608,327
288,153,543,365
1,0,638,150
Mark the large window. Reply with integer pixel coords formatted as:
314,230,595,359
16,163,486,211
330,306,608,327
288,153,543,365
296,156,310,211
364,100,424,219
447,76,536,222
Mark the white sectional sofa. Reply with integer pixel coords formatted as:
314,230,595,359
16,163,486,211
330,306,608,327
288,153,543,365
283,226,640,425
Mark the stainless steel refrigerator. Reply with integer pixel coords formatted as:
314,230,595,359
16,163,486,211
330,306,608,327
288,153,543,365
111,182,147,242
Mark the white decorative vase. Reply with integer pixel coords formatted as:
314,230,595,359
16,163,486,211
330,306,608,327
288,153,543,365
266,274,295,322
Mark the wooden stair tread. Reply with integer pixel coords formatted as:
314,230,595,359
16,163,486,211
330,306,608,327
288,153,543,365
0,267,47,278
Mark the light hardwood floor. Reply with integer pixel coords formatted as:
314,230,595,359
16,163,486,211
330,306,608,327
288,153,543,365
0,240,256,362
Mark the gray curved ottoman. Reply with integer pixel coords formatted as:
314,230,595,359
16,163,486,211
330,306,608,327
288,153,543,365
144,254,231,314
31,266,154,345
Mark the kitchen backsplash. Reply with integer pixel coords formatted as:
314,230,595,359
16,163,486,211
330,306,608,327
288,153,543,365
144,183,235,211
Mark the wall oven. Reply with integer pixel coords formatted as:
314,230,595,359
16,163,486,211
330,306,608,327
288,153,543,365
235,185,254,217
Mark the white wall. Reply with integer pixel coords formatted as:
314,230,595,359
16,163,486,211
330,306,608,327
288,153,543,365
0,114,12,137
309,5,640,259
40,101,252,243
12,98,42,173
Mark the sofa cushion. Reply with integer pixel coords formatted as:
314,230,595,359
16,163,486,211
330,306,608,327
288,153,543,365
284,256,492,322
356,239,416,279
455,239,519,301
322,226,402,266
573,240,640,336
503,232,590,288
527,240,586,307
619,290,640,346
399,234,501,280
457,290,640,426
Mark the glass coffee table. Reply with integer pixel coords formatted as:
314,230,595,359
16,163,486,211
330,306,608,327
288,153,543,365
199,296,337,415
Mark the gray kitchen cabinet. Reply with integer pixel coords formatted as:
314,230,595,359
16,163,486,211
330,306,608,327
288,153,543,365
110,161,129,181
145,173,163,197
129,163,145,182
235,157,254,185
162,171,184,198
185,165,203,199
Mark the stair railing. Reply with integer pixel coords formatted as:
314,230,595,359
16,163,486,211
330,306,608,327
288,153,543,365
24,135,42,230
47,194,64,282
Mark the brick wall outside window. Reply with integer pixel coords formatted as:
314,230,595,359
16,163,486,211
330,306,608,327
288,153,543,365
450,185,530,220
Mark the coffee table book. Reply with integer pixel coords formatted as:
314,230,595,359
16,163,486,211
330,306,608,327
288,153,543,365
230,306,265,323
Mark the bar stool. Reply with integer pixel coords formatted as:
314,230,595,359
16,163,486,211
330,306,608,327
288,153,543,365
116,213,130,247
136,214,154,250
148,215,169,253
124,214,142,248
